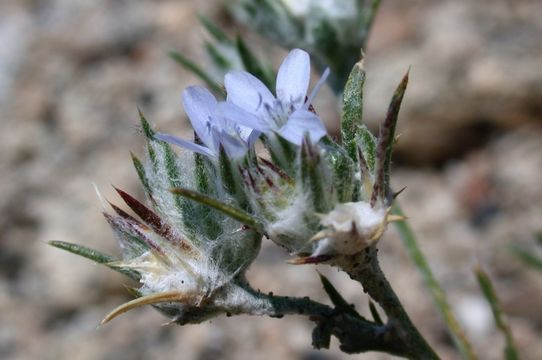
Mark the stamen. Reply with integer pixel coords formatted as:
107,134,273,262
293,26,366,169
304,67,330,110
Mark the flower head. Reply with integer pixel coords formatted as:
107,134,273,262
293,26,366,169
156,86,256,159
218,48,329,145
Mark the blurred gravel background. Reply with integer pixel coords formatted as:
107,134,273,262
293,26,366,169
1,0,541,359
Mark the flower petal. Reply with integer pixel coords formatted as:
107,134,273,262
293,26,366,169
182,86,217,147
155,133,216,158
218,130,249,159
216,102,271,133
276,49,310,109
224,71,274,115
278,109,327,145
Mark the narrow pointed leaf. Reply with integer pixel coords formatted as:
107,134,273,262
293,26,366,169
138,110,159,166
373,70,409,206
235,35,275,91
131,152,154,201
357,125,377,172
101,291,191,325
138,109,155,140
169,51,224,95
300,138,328,212
192,150,222,239
198,14,232,44
205,42,233,71
321,137,355,203
318,272,363,320
392,203,477,359
475,267,519,360
259,157,293,184
219,145,237,195
170,187,263,233
48,241,140,280
341,59,366,148
108,201,141,225
510,245,542,272
159,139,193,221
114,187,184,247
357,146,373,199
103,212,164,256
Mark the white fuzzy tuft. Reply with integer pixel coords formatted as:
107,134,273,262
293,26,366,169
312,201,387,256
267,190,314,252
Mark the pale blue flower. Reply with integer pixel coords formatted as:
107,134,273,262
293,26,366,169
218,48,329,145
156,86,256,159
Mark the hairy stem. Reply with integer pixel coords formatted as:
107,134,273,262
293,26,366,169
227,283,438,357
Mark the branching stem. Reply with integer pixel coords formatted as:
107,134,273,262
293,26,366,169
337,246,440,359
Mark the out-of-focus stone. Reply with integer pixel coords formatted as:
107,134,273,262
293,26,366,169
364,0,542,164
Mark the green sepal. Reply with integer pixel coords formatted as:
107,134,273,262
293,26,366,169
211,229,262,275
171,187,264,233
318,272,363,320
356,125,377,172
218,146,250,210
300,138,329,213
321,137,355,203
218,145,237,195
131,152,153,201
341,59,365,149
138,110,158,166
262,133,297,177
48,240,140,281
475,267,519,360
169,51,224,96
138,109,155,140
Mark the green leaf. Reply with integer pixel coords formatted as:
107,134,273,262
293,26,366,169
48,241,140,280
138,109,155,140
392,203,477,360
138,110,158,166
170,187,264,233
198,14,232,44
510,245,542,272
372,70,409,206
318,272,363,320
169,51,224,95
475,267,519,360
300,138,328,213
321,137,355,203
235,35,275,91
341,59,366,148
131,152,153,201
357,125,377,172
205,42,234,71
262,133,297,176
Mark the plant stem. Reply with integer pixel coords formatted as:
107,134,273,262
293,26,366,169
338,246,440,359
218,284,436,357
